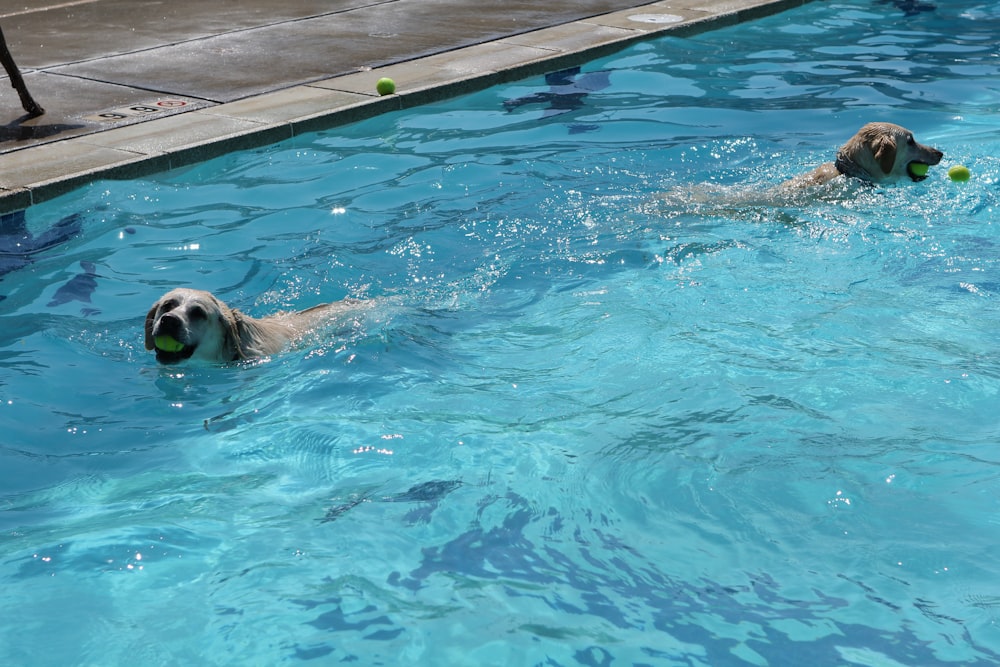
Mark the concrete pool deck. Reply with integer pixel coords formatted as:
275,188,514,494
0,0,808,214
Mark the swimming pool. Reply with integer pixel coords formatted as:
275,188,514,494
2,0,999,663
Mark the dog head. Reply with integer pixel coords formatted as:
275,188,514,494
837,122,943,183
144,288,241,363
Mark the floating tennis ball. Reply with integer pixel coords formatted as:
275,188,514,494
909,163,928,177
375,77,396,96
154,335,185,353
948,165,971,182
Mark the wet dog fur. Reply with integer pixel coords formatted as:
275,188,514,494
145,287,364,363
782,122,943,189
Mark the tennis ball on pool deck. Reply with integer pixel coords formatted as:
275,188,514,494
154,335,185,353
948,165,971,182
376,77,396,96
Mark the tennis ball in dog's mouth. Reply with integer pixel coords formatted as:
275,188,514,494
948,165,971,182
909,163,929,177
376,77,396,96
154,335,185,353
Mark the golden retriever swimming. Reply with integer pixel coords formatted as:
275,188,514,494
653,122,945,217
653,118,944,215
145,288,365,363
783,122,943,188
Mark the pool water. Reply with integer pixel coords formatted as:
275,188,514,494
3,0,1000,664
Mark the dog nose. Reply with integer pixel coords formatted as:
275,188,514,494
156,312,184,337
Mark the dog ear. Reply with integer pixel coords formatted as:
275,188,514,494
872,134,897,175
144,302,159,350
221,308,246,361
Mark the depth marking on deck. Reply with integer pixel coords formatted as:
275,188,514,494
85,99,193,122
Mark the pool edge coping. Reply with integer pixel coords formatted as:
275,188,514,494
0,0,811,215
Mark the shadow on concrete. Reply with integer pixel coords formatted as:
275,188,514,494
1,115,85,144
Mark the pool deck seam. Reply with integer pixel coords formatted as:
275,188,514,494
0,0,810,214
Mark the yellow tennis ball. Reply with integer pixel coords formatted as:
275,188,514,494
376,77,396,96
909,163,928,177
948,165,971,182
154,335,185,352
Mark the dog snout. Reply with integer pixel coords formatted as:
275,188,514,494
154,312,185,339
919,143,944,165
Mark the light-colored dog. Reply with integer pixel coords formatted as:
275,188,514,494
653,122,945,217
783,122,943,188
145,287,365,363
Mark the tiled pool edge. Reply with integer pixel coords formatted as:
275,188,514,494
0,0,811,215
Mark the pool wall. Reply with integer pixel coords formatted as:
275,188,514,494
0,0,811,215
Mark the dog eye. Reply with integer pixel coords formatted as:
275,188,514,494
189,305,208,321
162,299,179,311
906,135,915,145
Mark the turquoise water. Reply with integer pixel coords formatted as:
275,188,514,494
3,0,1000,664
